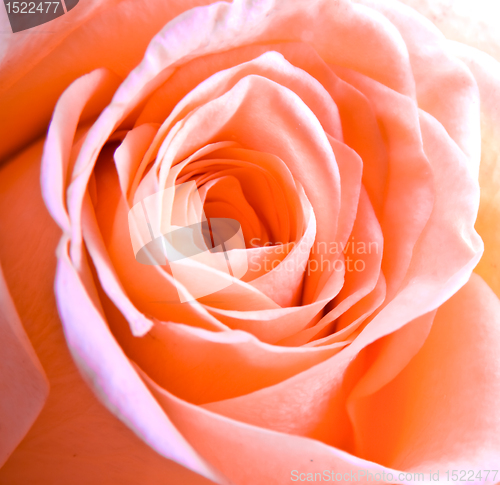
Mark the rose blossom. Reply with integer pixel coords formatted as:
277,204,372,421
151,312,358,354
1,0,500,484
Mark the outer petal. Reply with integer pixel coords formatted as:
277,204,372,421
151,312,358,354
141,367,413,485
446,41,500,299
0,264,48,467
54,236,227,482
0,141,221,484
349,273,500,473
396,0,500,63
361,0,481,173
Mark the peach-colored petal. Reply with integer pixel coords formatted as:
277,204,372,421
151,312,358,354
279,187,384,346
133,322,347,405
41,68,121,233
81,194,154,336
104,141,246,328
396,0,500,63
311,273,387,348
246,191,315,308
360,0,481,170
137,40,389,216
350,310,435,402
338,107,482,354
346,310,436,460
55,235,227,482
36,3,420,360
205,301,324,346
114,123,159,198
276,42,390,216
179,159,290,249
334,65,434,298
96,167,230,330
199,175,265,247
139,50,344,151
329,137,363,246
201,344,356,447
141,366,421,485
0,264,49,467
349,273,500,471
447,41,500,299
71,75,324,316
188,144,308,246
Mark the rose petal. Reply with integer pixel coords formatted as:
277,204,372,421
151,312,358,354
114,123,159,198
333,65,434,298
131,321,348,405
396,0,500,63
55,235,227,482
0,264,49,467
41,68,121,233
447,41,500,299
349,274,500,472
279,187,384,346
346,311,435,460
138,50,344,147
360,0,481,171
141,366,414,485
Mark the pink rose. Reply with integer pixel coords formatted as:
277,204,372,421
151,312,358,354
1,0,499,483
